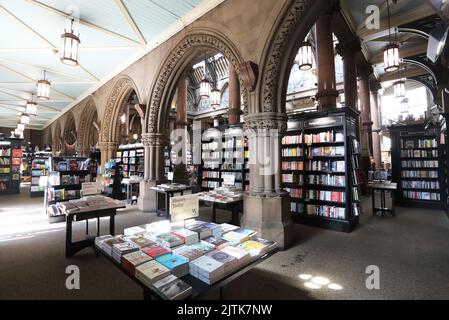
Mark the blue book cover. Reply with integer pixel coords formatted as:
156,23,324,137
156,253,188,270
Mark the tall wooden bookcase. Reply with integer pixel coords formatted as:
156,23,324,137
282,107,361,233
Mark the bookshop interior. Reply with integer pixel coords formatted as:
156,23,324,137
1,0,449,301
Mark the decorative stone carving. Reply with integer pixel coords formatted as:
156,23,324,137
243,112,288,134
97,141,119,152
237,61,258,92
141,133,167,147
146,31,248,134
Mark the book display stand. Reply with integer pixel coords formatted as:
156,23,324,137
30,151,51,197
0,138,22,195
115,143,144,179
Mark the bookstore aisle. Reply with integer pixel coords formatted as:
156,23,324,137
1,186,449,299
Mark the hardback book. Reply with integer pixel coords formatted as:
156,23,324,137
236,240,269,257
100,235,126,256
152,275,192,300
220,223,239,234
136,260,171,287
173,245,204,261
95,235,113,248
206,250,237,274
187,241,215,255
203,236,229,250
142,244,171,259
203,222,222,238
122,250,152,275
155,232,184,248
112,242,140,263
185,221,213,239
189,255,224,280
155,253,189,278
171,229,199,245
221,246,251,267
126,235,155,248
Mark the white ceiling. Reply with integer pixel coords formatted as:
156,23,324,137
0,0,220,130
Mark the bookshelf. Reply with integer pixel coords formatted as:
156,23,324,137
282,108,361,232
164,144,172,178
30,152,51,197
390,124,444,209
115,143,144,178
44,156,93,223
200,124,249,191
441,113,449,214
0,138,22,195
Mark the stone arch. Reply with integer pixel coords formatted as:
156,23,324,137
63,111,77,155
145,28,247,135
53,122,62,155
258,0,327,115
100,75,141,143
77,97,99,156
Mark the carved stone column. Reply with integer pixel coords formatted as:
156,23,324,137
98,141,119,167
335,39,360,109
315,13,339,110
228,63,241,125
173,73,189,185
243,112,294,249
370,81,382,170
138,132,167,212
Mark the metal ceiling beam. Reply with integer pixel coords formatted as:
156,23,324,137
115,0,147,46
26,0,141,46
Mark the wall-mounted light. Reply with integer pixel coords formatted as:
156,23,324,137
37,70,51,100
60,18,80,66
295,41,313,71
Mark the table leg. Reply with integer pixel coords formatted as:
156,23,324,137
110,213,115,236
166,193,170,218
85,220,89,236
65,215,73,258
372,188,375,215
381,190,385,217
391,190,396,216
97,217,100,236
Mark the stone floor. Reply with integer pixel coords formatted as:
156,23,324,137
1,185,449,300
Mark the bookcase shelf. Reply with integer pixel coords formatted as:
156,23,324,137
282,107,361,233
389,124,444,209
116,143,144,179
0,138,22,195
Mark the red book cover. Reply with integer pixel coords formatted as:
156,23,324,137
122,259,135,275
331,192,339,203
12,158,21,166
142,245,170,258
12,149,22,158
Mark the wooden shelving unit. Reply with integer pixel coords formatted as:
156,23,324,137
115,143,144,178
0,138,22,195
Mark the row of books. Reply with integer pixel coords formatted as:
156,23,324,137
222,172,243,181
202,171,220,179
202,142,220,151
0,148,11,157
402,191,441,201
282,173,303,184
282,135,302,145
401,139,437,149
0,168,10,173
400,149,438,158
48,188,81,202
54,159,85,171
306,160,345,172
202,152,221,160
306,190,346,203
223,151,245,159
285,187,302,198
282,147,303,157
306,205,346,219
198,187,244,203
352,187,360,201
307,174,345,187
400,160,438,168
122,157,143,164
0,158,10,165
401,170,438,178
304,131,344,144
222,163,245,171
291,202,305,214
117,150,141,158
401,180,440,189
306,146,345,157
202,181,220,189
223,139,245,149
282,161,303,171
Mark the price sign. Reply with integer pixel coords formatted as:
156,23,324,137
170,194,199,222
167,172,174,181
81,182,102,196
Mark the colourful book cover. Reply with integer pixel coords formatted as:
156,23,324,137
142,244,171,258
155,253,189,270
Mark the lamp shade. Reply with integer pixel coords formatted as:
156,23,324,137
60,21,80,66
199,78,211,98
20,114,30,125
37,79,51,100
210,88,221,108
393,80,406,98
17,123,25,131
26,101,37,116
14,128,23,136
295,41,313,71
400,98,409,114
383,44,400,72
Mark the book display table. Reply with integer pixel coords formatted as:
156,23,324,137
96,242,277,300
368,182,397,217
61,196,126,257
151,184,192,218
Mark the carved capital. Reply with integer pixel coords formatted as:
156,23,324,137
237,61,258,92
243,112,288,134
98,141,119,152
141,133,167,147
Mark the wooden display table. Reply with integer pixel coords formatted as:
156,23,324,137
368,182,397,217
151,184,192,218
198,196,243,226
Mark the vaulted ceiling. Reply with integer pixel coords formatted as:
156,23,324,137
0,0,218,130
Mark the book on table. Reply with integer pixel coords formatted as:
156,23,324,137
125,235,155,248
155,253,189,278
205,250,238,275
112,242,140,263
122,250,153,275
171,228,199,245
151,274,192,300
172,245,204,261
135,260,171,287
203,236,229,250
189,255,225,285
141,244,171,259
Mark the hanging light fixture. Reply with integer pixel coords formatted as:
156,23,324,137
15,128,23,136
210,88,221,109
60,18,81,66
295,41,313,71
37,70,51,100
26,95,38,116
20,113,30,125
400,97,409,114
199,55,211,98
17,123,25,132
393,80,405,98
383,0,400,72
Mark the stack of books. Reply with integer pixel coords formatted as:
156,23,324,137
152,275,192,300
136,260,171,287
99,235,126,256
203,236,229,250
221,246,251,268
237,239,272,258
187,241,215,255
95,235,113,248
220,223,240,234
125,235,155,248
155,253,189,278
172,245,204,261
185,221,212,239
204,222,222,238
189,255,225,285
171,228,199,245
155,233,184,248
222,228,257,245
142,244,171,259
122,251,152,275
112,242,140,263
206,250,237,275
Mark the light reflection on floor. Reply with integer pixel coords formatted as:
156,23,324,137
299,274,344,291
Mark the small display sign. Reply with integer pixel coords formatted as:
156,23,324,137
170,194,199,222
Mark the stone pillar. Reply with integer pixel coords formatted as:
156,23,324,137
138,132,167,212
335,39,360,109
98,141,119,168
370,81,382,170
358,64,374,192
228,63,241,125
315,13,339,110
243,112,294,249
173,73,189,185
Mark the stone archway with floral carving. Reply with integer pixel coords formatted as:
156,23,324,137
100,76,141,144
77,97,99,156
145,28,248,135
53,122,62,155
